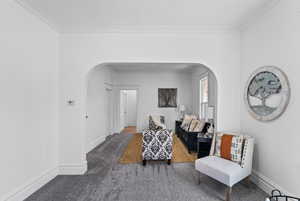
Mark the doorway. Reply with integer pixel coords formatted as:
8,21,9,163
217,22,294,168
120,90,137,132
105,85,113,136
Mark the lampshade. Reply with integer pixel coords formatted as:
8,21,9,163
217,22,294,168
207,106,214,119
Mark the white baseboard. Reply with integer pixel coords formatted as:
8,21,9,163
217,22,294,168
127,122,136,127
58,161,87,175
2,161,88,201
85,136,106,153
251,170,293,196
1,167,58,201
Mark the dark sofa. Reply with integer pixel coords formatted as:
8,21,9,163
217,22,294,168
175,121,211,153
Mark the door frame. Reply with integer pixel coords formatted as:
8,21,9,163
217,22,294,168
105,83,113,136
119,90,128,129
115,85,140,133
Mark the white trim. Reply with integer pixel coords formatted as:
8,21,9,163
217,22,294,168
127,121,137,127
1,167,58,201
14,0,59,32
116,86,140,132
85,135,106,153
61,25,237,34
250,169,294,196
59,162,87,175
1,162,88,201
239,0,281,31
11,1,238,34
15,0,280,34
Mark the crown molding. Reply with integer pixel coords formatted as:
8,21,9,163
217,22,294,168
238,0,281,31
14,0,59,33
60,25,238,34
16,0,276,34
13,0,239,34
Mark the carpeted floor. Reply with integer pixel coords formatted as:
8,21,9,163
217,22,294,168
119,133,196,164
25,133,268,201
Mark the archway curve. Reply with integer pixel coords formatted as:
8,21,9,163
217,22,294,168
83,62,218,157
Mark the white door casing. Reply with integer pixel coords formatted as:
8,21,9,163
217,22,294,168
106,87,113,136
119,90,126,130
119,89,137,130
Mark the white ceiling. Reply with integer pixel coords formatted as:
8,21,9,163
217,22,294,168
17,0,275,33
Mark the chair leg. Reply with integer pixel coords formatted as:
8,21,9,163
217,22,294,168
198,172,201,185
142,160,146,166
167,159,171,165
225,187,232,201
245,176,251,188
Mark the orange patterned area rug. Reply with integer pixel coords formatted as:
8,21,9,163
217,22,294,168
119,133,197,164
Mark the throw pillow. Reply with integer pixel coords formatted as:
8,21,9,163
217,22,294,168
180,114,195,131
220,134,233,160
192,119,206,132
149,115,166,130
230,135,244,163
151,115,161,124
207,124,214,133
188,119,199,132
152,115,166,128
149,116,160,130
214,133,244,164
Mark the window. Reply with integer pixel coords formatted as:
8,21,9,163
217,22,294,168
199,76,209,120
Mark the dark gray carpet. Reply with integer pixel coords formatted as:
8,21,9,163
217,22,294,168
25,133,268,201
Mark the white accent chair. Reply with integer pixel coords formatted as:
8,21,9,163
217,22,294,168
195,133,254,201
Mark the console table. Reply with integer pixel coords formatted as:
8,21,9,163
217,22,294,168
175,120,182,136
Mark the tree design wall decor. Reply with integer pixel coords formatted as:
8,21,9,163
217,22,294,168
244,66,290,121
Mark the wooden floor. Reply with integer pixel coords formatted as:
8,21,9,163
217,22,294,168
121,126,137,134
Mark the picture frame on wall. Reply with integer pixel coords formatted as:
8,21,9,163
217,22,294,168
158,88,177,108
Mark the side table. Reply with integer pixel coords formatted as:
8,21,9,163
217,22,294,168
175,120,182,136
197,136,212,158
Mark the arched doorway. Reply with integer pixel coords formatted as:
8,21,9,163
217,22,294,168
84,62,218,158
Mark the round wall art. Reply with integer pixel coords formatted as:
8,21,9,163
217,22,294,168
244,66,290,122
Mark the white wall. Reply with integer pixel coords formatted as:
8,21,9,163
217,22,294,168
2,0,299,198
86,66,113,153
241,0,300,196
0,0,59,200
113,69,193,131
58,32,241,172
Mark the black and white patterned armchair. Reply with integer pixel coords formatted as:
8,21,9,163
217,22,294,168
142,129,173,166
